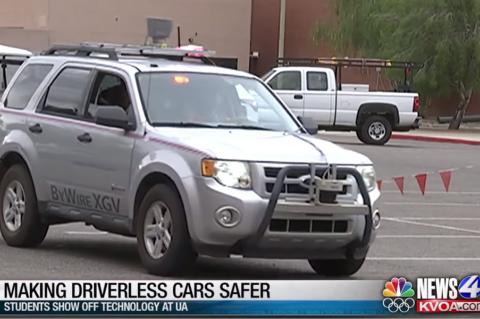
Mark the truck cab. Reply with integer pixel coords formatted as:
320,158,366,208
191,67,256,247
263,67,336,125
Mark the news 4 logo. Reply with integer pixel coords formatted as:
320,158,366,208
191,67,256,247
417,276,480,300
458,275,480,299
416,276,480,313
382,277,416,313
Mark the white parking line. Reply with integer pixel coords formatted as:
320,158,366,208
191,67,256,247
367,257,480,261
383,217,480,234
64,231,108,235
377,235,480,239
383,202,480,207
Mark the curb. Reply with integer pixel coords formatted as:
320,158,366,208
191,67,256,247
391,133,480,145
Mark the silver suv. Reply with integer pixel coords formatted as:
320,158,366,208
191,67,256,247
0,44,381,276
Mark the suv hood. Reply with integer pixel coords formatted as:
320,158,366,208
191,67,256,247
150,128,372,165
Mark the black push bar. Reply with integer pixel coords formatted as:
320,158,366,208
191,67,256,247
234,165,373,256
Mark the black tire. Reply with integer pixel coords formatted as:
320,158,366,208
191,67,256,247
308,258,366,277
0,164,48,247
359,115,392,145
136,184,197,276
355,129,367,143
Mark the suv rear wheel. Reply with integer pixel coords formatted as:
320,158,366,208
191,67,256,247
308,258,365,277
0,164,49,246
359,115,392,145
136,184,197,275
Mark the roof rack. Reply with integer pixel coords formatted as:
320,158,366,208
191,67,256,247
277,57,423,92
277,57,422,69
42,43,216,65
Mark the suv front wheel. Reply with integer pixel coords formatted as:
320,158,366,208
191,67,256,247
136,184,197,276
0,164,49,246
308,258,365,277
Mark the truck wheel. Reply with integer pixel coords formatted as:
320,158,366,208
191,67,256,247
359,115,392,145
0,164,48,246
308,258,365,277
136,184,197,276
355,130,367,143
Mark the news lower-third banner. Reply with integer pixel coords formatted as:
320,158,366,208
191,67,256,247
0,276,479,316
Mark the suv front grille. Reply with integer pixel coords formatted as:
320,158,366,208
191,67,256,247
265,182,348,195
269,218,349,233
263,167,349,203
264,167,348,179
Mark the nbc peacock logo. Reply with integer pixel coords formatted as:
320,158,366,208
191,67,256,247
382,277,416,313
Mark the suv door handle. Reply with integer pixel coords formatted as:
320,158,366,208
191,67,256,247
28,123,43,134
294,94,303,100
77,132,92,143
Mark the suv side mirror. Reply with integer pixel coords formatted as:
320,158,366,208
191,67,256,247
95,106,132,130
297,116,318,135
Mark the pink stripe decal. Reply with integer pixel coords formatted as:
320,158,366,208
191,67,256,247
0,108,138,135
148,136,211,157
0,108,211,157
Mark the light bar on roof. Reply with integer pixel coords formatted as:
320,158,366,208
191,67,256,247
79,42,215,57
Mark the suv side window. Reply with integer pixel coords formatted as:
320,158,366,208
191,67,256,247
42,67,92,117
307,72,328,91
4,64,52,109
268,71,301,91
86,71,133,121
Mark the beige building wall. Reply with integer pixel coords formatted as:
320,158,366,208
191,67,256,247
0,0,252,70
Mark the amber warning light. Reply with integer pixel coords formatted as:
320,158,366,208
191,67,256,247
172,75,190,85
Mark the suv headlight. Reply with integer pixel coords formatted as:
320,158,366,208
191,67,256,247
201,159,252,189
357,166,376,191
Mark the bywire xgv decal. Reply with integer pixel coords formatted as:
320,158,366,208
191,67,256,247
50,184,120,214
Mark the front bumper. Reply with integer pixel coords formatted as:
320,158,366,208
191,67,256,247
184,165,377,260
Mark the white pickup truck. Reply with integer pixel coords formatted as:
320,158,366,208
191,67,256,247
263,65,421,145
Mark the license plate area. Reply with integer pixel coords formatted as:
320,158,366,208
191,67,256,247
317,179,345,192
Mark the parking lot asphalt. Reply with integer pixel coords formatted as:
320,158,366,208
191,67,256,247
0,132,479,280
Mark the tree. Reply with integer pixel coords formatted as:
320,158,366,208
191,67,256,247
314,0,480,129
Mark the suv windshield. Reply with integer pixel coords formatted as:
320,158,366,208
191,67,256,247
137,72,300,132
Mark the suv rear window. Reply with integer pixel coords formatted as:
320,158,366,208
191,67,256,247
43,68,91,117
4,64,52,109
